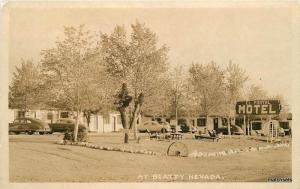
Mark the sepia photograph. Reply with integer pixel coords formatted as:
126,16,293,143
0,1,299,188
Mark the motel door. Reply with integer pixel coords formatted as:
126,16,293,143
269,121,277,137
113,116,117,132
213,118,218,130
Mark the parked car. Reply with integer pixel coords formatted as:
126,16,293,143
159,121,172,132
178,118,196,133
170,125,182,133
216,125,244,135
138,121,170,133
48,118,87,133
9,117,51,135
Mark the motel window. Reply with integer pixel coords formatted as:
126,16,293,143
197,118,206,127
252,122,262,130
279,122,289,129
17,111,25,118
222,118,228,126
47,112,53,120
60,112,69,118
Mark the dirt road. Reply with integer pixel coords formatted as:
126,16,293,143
9,134,291,182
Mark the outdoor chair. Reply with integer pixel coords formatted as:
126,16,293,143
194,130,220,142
255,130,265,137
146,129,159,140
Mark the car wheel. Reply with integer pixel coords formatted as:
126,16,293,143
27,131,34,135
39,132,44,135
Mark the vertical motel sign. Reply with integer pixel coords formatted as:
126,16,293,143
236,100,281,115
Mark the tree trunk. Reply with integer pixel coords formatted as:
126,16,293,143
205,114,208,134
74,109,80,142
132,119,138,140
119,107,129,144
227,116,231,138
130,96,142,140
130,93,144,140
243,115,246,135
84,111,91,129
175,105,178,133
131,107,140,140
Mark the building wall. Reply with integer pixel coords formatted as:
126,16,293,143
250,120,281,136
8,109,123,133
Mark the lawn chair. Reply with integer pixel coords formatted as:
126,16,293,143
255,130,265,137
194,130,220,142
146,129,159,140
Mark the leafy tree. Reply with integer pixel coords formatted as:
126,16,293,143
167,65,187,130
188,62,225,127
100,21,168,143
9,59,43,111
268,94,290,120
40,25,102,141
141,76,170,118
224,61,248,135
247,84,268,100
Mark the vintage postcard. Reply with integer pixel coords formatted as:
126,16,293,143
0,1,299,189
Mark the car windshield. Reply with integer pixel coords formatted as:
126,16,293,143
13,119,20,123
143,121,158,126
28,118,44,124
57,119,74,123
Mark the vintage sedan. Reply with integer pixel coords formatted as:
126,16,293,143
48,118,87,133
9,117,51,135
138,121,170,133
216,125,245,135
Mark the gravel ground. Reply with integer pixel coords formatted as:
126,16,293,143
9,133,291,182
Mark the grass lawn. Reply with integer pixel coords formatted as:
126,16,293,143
9,133,292,182
87,132,290,154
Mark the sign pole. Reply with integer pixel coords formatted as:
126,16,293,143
236,100,281,139
243,115,246,135
269,115,273,143
247,116,250,136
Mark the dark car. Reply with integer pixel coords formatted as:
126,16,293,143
49,118,87,133
178,118,197,133
216,125,244,135
170,125,182,133
9,117,51,135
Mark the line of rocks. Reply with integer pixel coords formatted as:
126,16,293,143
188,143,290,158
56,140,164,156
55,140,290,158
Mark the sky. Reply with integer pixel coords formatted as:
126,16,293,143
8,6,295,106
